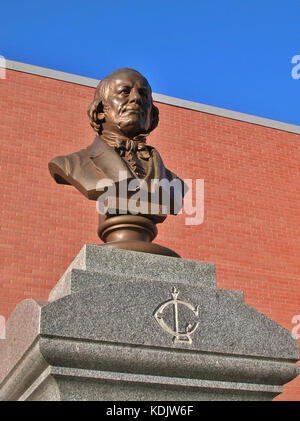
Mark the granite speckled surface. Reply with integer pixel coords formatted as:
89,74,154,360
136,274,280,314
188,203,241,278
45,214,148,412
0,246,299,401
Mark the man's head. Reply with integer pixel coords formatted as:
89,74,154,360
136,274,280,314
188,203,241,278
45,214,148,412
87,68,159,138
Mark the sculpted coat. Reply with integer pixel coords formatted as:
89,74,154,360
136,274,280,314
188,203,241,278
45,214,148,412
49,136,181,202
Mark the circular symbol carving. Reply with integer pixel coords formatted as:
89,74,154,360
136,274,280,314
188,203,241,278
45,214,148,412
154,287,199,344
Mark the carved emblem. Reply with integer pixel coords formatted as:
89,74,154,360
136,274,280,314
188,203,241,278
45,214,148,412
154,287,199,344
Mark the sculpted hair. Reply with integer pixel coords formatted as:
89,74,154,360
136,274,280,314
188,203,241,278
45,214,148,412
87,68,159,135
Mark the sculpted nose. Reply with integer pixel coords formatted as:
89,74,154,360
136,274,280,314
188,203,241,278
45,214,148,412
129,87,142,104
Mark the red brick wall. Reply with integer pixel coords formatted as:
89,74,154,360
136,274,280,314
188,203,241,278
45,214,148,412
1,69,299,400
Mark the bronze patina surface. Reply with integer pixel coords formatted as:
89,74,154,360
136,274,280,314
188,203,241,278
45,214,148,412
49,68,185,256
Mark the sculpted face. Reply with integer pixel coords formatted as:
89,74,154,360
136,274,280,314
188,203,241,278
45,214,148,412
100,70,153,138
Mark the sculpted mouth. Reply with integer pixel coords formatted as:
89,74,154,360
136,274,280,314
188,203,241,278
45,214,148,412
124,108,141,114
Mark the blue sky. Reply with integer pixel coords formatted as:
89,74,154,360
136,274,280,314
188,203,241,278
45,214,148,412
1,0,300,125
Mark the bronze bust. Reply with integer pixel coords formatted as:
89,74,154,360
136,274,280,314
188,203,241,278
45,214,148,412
49,68,186,257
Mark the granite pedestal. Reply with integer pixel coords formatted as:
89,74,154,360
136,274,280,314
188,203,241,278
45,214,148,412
0,245,299,400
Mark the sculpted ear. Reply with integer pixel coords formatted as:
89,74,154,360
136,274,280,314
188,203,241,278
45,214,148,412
148,104,159,133
87,100,104,133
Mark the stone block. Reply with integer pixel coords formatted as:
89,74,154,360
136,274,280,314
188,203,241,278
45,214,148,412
0,246,299,401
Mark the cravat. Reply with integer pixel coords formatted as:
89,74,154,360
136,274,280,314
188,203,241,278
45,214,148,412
101,133,152,178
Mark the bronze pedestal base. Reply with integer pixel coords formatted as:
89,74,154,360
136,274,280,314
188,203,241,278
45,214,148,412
98,215,180,258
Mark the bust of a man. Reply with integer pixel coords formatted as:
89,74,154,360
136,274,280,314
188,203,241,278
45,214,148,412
49,68,185,217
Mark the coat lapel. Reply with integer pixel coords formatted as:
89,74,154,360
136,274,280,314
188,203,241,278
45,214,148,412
87,137,134,182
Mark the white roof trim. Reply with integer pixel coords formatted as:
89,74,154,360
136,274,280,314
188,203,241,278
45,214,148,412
6,59,300,135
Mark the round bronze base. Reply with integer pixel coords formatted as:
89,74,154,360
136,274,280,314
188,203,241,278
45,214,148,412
98,214,180,258
100,240,181,258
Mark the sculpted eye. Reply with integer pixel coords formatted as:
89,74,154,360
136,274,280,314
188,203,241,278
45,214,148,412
119,88,130,95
